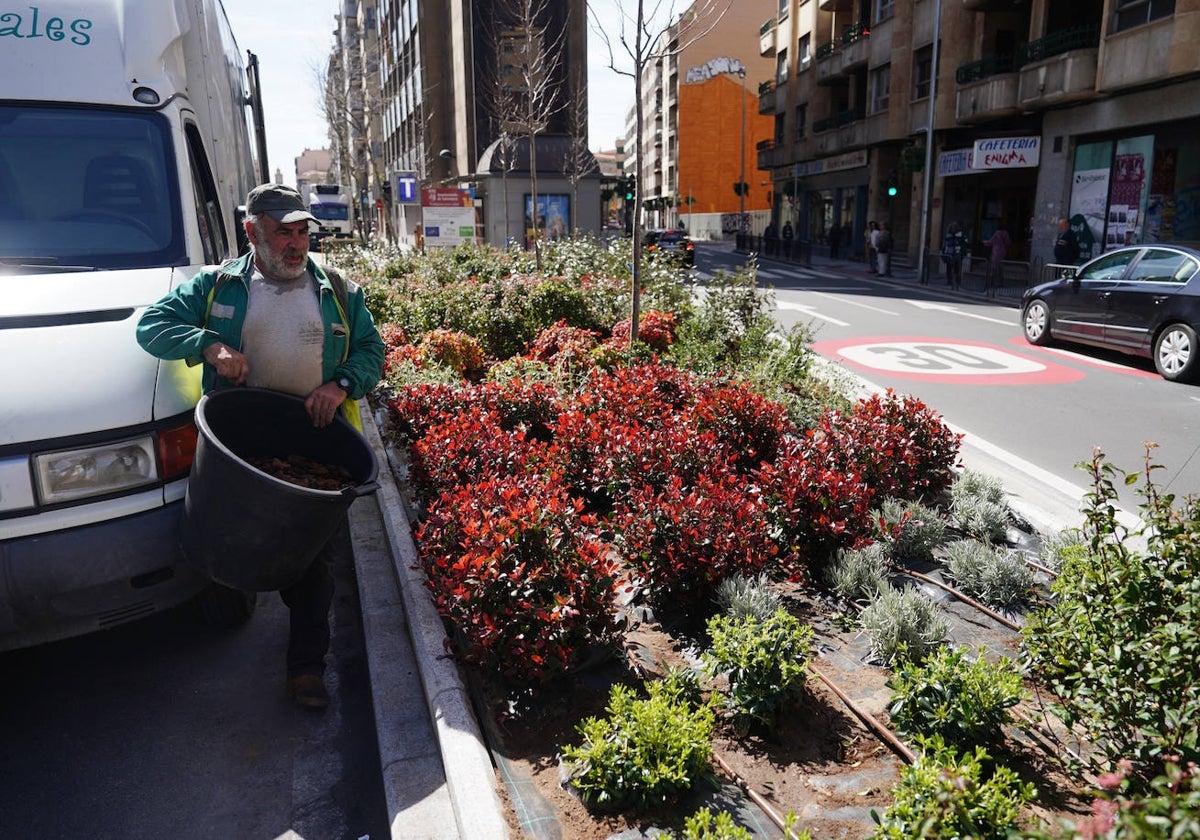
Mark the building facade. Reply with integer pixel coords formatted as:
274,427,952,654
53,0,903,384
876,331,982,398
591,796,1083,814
758,0,1200,273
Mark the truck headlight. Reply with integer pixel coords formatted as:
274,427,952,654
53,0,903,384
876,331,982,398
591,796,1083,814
34,436,158,504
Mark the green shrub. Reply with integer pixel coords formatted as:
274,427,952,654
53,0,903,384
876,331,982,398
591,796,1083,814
1021,450,1200,780
674,808,753,840
1036,527,1088,573
869,737,1038,839
826,543,890,605
562,678,717,812
1079,759,1200,838
703,608,813,728
859,586,949,666
874,497,946,563
941,539,1035,609
714,572,782,622
886,645,1025,747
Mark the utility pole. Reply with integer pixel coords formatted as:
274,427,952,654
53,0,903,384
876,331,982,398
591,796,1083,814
917,0,942,283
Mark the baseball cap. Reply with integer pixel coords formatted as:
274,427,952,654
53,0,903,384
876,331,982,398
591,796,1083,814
246,183,316,224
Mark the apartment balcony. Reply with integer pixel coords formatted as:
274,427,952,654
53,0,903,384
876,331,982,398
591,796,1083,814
1099,16,1177,93
955,55,1020,123
756,138,775,171
810,106,866,156
815,23,869,85
759,79,776,115
815,40,839,85
819,0,852,10
760,17,777,57
1017,26,1100,109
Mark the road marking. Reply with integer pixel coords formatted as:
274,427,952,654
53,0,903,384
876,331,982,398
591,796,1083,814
774,300,849,326
907,299,1014,326
812,290,898,315
812,336,1086,385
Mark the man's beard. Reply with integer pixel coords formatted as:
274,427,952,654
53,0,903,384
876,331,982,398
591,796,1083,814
255,235,308,282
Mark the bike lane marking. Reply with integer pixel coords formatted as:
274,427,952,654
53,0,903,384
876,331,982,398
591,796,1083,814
811,336,1085,385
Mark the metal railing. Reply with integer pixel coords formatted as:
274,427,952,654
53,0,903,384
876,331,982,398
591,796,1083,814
841,21,869,45
815,40,837,60
956,53,1017,84
1019,24,1100,64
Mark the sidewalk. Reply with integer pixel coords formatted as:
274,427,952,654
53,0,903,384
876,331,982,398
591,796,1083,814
744,246,1028,305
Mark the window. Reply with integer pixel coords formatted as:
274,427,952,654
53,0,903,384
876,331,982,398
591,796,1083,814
1113,0,1174,32
913,45,932,100
1130,249,1197,284
795,103,807,139
870,64,891,114
798,33,811,69
777,49,788,83
775,113,786,144
876,0,895,22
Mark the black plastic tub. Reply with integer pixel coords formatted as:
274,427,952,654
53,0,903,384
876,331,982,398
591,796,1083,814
180,387,378,591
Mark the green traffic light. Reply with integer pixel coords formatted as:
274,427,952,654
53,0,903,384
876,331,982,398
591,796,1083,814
887,186,898,197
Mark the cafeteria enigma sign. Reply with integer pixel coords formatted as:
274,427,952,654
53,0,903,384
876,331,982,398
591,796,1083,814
938,136,1041,176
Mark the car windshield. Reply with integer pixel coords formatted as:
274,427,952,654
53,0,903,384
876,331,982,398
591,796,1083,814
0,105,183,270
310,202,349,222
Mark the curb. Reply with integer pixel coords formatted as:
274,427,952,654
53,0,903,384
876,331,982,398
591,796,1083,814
359,405,509,840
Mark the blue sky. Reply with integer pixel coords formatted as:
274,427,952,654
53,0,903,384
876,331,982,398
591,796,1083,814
223,0,641,186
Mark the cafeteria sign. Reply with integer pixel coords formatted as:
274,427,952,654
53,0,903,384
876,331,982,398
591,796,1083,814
972,136,1040,170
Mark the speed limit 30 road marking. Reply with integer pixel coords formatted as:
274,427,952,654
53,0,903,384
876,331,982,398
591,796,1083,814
812,336,1086,385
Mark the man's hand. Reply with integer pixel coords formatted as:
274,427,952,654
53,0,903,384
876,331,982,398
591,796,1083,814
203,341,249,384
305,380,348,428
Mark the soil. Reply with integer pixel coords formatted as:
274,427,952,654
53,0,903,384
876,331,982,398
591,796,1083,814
246,453,355,490
475,579,1093,840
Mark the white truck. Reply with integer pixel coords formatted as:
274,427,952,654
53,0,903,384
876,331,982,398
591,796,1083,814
308,183,354,248
0,0,268,650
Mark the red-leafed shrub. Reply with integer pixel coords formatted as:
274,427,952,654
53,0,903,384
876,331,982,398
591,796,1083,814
754,437,874,573
416,474,621,687
692,381,794,471
419,328,487,378
609,309,677,353
385,382,471,445
378,323,410,352
613,472,779,616
575,361,700,427
527,319,601,372
809,389,962,503
470,379,563,441
384,343,425,374
411,407,549,499
551,410,728,515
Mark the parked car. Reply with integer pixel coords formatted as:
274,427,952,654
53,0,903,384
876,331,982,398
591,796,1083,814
1021,243,1200,382
644,228,695,267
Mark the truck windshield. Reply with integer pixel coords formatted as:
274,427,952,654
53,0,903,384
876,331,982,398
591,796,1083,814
0,105,183,270
310,202,349,222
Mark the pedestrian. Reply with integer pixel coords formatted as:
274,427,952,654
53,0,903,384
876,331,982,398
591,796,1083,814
781,220,794,259
1053,217,1080,267
983,221,1011,292
763,221,778,257
865,220,878,273
942,221,967,289
877,222,893,276
135,183,385,711
828,221,842,260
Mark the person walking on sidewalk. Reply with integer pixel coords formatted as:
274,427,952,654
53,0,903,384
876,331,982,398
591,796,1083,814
1053,217,1080,275
865,221,878,273
781,220,794,259
983,222,1012,294
136,183,385,711
877,222,893,276
942,221,967,289
828,220,842,259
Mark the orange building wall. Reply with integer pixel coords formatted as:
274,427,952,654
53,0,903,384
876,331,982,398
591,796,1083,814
677,75,773,215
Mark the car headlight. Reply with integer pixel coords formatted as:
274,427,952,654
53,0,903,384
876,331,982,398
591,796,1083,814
34,436,159,504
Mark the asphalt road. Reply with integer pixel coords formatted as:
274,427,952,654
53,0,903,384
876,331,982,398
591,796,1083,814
0,521,390,840
695,243,1200,518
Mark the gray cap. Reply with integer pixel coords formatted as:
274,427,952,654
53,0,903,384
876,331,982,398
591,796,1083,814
246,183,316,224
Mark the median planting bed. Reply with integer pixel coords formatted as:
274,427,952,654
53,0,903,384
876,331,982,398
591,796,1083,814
337,239,1199,839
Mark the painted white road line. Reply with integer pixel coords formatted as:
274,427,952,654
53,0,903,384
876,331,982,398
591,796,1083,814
1037,345,1135,369
811,290,899,315
774,300,850,326
907,299,1014,326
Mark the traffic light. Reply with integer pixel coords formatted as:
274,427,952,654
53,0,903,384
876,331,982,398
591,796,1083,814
885,172,898,198
622,175,636,201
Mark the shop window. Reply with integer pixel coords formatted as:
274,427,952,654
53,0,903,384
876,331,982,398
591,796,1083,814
1112,0,1175,33
870,64,890,114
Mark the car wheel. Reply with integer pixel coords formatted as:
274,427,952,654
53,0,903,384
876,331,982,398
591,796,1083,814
1154,323,1199,382
1023,299,1052,346
193,582,257,628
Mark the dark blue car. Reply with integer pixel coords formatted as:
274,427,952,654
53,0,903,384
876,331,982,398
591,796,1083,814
1022,243,1200,382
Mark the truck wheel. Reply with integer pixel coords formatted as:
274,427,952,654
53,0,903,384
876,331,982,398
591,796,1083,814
193,582,257,628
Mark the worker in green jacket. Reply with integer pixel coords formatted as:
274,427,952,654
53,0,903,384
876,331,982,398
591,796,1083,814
137,183,384,710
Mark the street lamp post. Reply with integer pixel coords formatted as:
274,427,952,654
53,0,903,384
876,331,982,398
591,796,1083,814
738,68,747,243
917,0,942,283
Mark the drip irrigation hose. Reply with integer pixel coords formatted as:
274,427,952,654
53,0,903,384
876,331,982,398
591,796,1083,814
710,751,805,840
809,664,918,764
893,564,1022,631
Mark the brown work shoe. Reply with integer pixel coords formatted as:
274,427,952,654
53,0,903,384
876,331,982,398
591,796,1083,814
286,674,330,710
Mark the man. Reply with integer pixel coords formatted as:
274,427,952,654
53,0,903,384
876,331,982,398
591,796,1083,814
136,183,385,710
866,220,878,273
1053,217,1080,266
